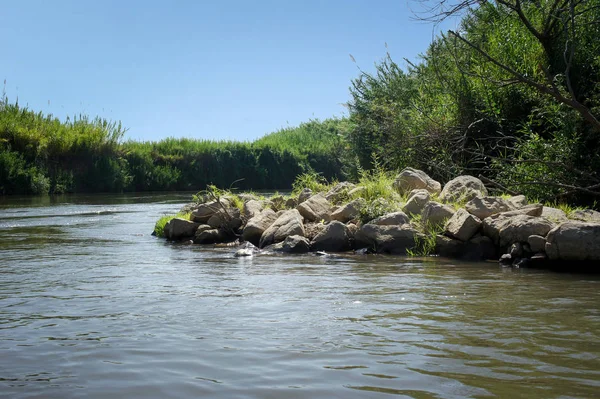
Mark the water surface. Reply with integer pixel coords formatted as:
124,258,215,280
1,193,599,398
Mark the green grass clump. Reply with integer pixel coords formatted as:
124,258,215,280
292,171,331,195
153,212,191,237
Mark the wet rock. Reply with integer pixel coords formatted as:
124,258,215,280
281,235,310,253
466,235,496,260
444,208,482,242
194,228,227,244
357,224,422,254
164,218,201,240
259,209,305,248
499,253,512,266
527,235,546,253
311,221,352,252
440,175,488,203
483,214,555,247
435,235,465,258
545,222,600,261
509,242,524,258
392,167,441,195
242,209,278,246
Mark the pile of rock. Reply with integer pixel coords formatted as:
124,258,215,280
161,168,600,268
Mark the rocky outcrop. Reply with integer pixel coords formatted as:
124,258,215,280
545,222,600,261
259,209,305,248
440,175,488,203
541,207,568,223
371,211,410,226
190,199,230,223
330,198,365,223
325,182,356,203
297,193,332,222
444,208,482,242
357,224,421,254
311,221,352,252
242,209,278,246
527,235,546,253
243,199,264,220
422,201,455,229
194,228,227,244
392,167,442,195
207,207,243,230
465,196,514,219
164,218,201,240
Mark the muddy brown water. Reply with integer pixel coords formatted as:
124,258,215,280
1,193,599,398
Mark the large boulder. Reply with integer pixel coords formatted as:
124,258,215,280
498,203,543,217
483,214,555,247
541,207,568,223
207,207,243,230
421,201,455,229
357,224,422,254
190,199,230,223
243,199,264,220
545,222,600,261
402,189,430,215
281,235,311,254
325,182,356,203
392,167,442,195
311,221,352,252
194,228,227,244
371,211,410,226
164,218,201,240
444,208,482,242
440,175,488,203
297,193,332,222
242,209,278,246
259,209,305,248
465,196,515,219
330,198,365,223
570,209,600,222
527,235,546,253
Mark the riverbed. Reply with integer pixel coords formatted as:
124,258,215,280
1,193,599,398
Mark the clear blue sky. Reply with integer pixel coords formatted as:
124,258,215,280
2,0,453,142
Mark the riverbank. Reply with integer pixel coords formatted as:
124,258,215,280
156,168,600,271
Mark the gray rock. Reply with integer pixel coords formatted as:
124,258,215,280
402,190,430,215
311,221,352,252
465,196,515,219
392,167,442,195
259,209,305,248
207,207,242,230
297,193,332,222
243,199,264,220
541,207,568,223
444,208,482,242
298,188,313,203
440,175,488,203
509,242,524,258
466,235,496,260
483,214,555,247
508,195,528,208
330,198,365,223
325,182,356,203
569,209,600,222
527,235,546,253
194,228,226,244
285,197,298,209
242,208,278,246
190,199,230,223
499,253,513,266
164,218,201,240
545,222,600,261
357,224,422,254
281,235,311,253
422,201,456,229
498,203,544,217
371,211,410,226
435,235,465,258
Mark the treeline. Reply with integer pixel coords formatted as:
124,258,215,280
344,0,600,205
0,100,348,194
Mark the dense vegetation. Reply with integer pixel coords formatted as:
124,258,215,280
2,0,599,206
0,96,347,194
345,0,600,204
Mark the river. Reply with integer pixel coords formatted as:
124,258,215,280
1,193,599,398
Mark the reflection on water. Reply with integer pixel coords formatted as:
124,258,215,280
0,193,599,398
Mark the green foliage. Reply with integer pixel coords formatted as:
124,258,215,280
153,212,191,238
407,220,445,257
292,171,330,195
